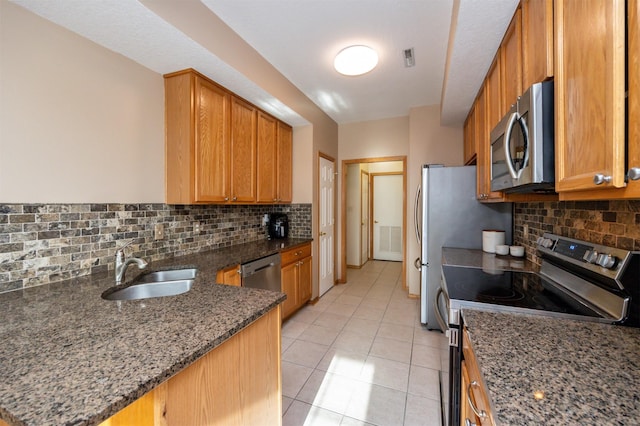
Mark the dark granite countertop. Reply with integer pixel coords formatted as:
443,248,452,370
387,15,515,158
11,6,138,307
0,238,310,426
442,247,537,272
463,310,640,425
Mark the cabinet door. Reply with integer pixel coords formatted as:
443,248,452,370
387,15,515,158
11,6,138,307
256,112,278,203
629,0,640,192
476,84,505,202
500,7,523,112
522,0,553,89
298,256,312,304
277,122,293,203
555,0,626,192
216,265,241,286
230,97,257,202
463,105,477,165
485,56,502,132
281,262,298,319
195,77,231,202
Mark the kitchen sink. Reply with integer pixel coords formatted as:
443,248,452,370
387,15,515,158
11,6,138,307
135,268,197,283
102,268,197,301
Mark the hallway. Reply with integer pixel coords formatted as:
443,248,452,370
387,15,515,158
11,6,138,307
281,260,448,426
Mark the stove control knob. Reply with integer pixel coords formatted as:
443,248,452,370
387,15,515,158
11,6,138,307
538,238,554,248
596,253,617,269
583,250,599,264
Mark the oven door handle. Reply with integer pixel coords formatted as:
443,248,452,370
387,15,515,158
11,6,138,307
433,286,448,332
504,111,529,180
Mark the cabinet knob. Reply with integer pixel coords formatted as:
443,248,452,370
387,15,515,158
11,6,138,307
593,174,612,185
465,419,477,426
628,167,640,181
224,197,229,201
273,198,278,202
232,197,237,201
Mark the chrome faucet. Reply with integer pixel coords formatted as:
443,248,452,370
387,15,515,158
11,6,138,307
114,241,148,284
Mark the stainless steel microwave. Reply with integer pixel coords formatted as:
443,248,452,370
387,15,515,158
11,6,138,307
490,81,555,193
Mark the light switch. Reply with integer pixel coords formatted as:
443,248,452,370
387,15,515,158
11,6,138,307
154,223,165,240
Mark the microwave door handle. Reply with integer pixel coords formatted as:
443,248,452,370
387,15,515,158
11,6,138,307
504,111,524,180
519,115,530,176
414,184,421,245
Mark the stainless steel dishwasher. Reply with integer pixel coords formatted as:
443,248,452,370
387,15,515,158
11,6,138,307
241,253,281,292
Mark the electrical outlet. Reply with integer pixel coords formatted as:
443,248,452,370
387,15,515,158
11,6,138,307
154,223,165,240
194,222,201,234
262,214,269,226
523,224,529,238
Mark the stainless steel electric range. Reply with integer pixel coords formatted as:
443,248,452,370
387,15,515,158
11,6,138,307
438,233,640,426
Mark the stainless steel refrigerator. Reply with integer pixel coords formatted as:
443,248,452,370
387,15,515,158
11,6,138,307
415,165,512,329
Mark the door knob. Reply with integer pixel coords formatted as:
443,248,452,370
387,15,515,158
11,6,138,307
319,232,326,236
374,220,379,224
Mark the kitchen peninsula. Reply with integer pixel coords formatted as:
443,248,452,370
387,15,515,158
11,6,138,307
0,239,310,426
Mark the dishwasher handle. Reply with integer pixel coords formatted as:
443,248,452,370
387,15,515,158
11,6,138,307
251,262,275,274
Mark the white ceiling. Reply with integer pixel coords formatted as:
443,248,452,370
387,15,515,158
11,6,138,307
12,0,518,127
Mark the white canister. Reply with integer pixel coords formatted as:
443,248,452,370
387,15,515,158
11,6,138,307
482,230,506,253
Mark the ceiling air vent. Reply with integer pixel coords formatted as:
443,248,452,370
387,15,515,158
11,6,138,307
403,48,415,67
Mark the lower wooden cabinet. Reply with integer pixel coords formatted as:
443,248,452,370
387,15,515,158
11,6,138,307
281,243,312,320
99,307,282,426
216,264,241,286
462,328,495,426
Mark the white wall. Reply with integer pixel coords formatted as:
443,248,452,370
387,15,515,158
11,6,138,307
0,1,164,203
406,105,464,295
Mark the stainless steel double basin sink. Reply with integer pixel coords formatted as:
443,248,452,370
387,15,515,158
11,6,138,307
102,268,197,301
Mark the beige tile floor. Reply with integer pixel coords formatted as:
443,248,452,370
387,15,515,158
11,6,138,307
281,260,448,426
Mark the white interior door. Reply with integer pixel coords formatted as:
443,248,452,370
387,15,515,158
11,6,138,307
372,174,403,261
319,156,335,296
360,171,369,266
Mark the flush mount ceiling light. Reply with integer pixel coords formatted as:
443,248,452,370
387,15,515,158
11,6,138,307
334,45,378,76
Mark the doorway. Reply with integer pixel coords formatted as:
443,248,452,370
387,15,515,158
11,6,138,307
318,153,336,297
372,173,403,261
341,156,407,287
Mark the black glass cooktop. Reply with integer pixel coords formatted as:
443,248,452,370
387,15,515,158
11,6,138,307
441,265,603,318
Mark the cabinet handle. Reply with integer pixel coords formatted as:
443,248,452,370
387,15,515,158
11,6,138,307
467,381,487,419
628,167,640,181
593,174,612,185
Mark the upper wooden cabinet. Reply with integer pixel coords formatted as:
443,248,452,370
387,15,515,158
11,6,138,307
485,56,502,133
557,0,640,200
463,104,477,165
277,121,293,203
230,97,258,203
500,7,523,112
475,84,506,202
522,0,554,88
164,69,292,205
555,0,627,194
257,111,278,203
165,70,231,204
256,113,293,203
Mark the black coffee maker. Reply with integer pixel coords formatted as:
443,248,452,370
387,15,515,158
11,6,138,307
268,213,289,239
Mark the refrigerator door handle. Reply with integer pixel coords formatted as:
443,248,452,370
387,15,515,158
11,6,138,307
414,257,421,271
414,184,421,245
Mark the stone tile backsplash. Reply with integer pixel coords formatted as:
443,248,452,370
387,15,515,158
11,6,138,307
514,200,640,265
0,203,311,292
